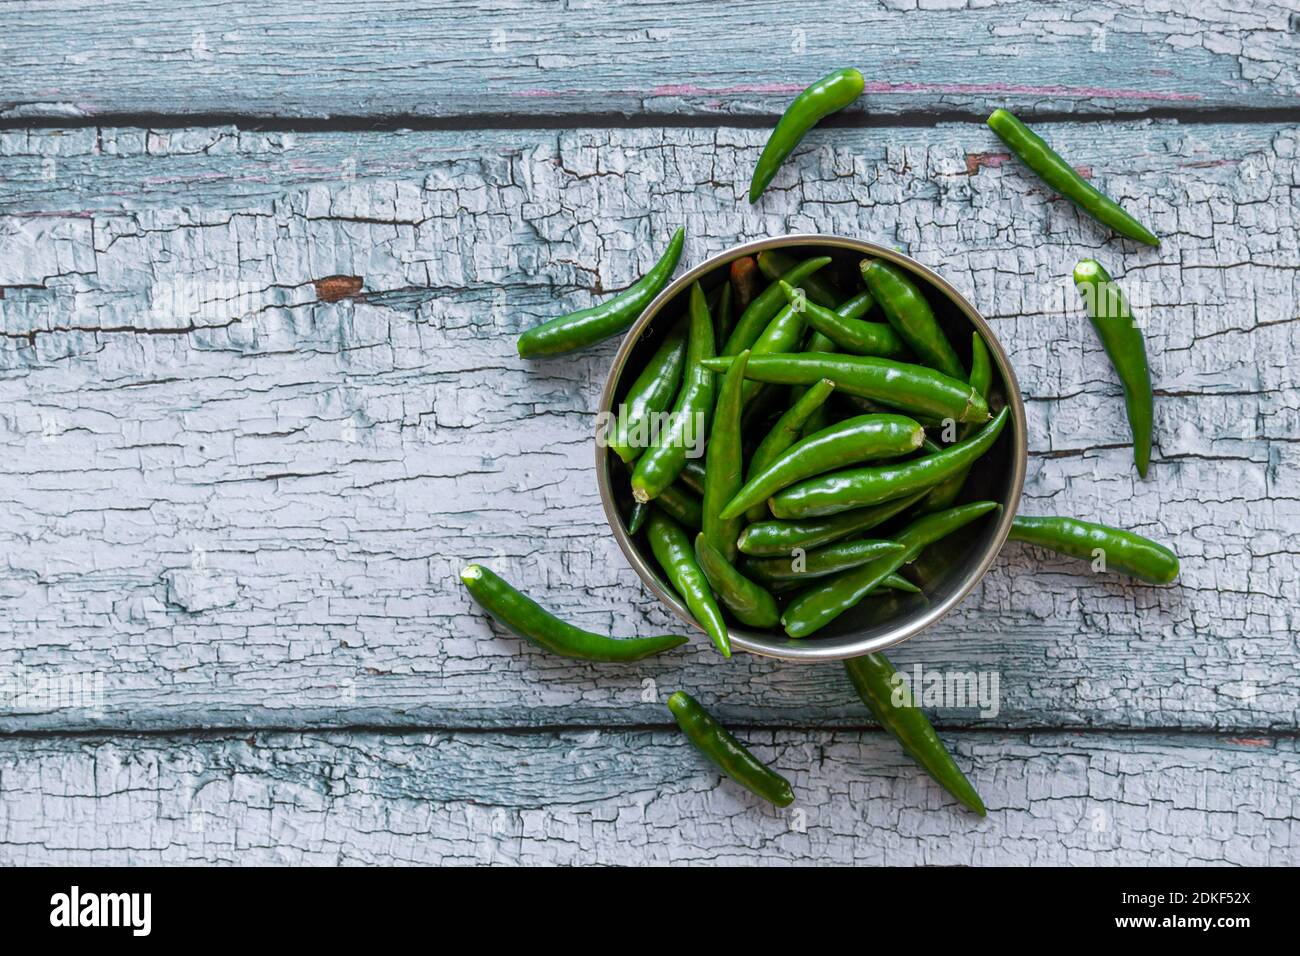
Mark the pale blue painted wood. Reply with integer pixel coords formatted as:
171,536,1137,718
0,729,1292,865
0,122,1295,734
1,1,1297,121
0,2,1296,867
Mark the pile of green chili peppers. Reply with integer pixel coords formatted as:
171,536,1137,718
463,74,1179,815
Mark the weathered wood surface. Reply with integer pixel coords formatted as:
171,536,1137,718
0,729,1292,865
3,1,1299,121
1,121,1296,734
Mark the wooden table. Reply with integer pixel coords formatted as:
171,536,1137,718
0,1,1296,865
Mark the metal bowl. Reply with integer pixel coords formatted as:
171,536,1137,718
596,234,1027,661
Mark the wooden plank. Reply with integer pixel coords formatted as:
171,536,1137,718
0,729,1293,864
0,122,1296,732
2,1,1298,121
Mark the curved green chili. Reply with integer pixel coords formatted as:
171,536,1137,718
781,501,1000,637
920,331,994,512
744,537,906,584
987,109,1159,247
723,256,832,356
785,288,873,439
632,282,717,502
703,350,750,561
880,573,921,594
845,654,986,815
800,296,908,360
700,353,988,425
737,489,931,557
779,279,910,363
694,534,780,629
859,259,963,379
518,227,685,356
771,408,1008,519
749,68,865,203
667,691,794,806
646,509,731,657
744,378,836,522
722,413,925,520
1074,259,1154,478
1009,515,1178,584
608,319,688,464
461,564,687,661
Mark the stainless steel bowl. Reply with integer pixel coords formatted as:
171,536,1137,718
596,234,1027,661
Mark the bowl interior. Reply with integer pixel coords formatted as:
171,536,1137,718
599,236,1025,661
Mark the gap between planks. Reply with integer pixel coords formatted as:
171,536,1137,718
0,723,1294,742
2,104,1300,134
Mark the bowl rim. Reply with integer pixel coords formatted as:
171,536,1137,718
596,233,1027,662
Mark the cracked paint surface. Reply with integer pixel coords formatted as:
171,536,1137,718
1,1,1297,118
0,123,1295,742
0,731,1293,865
0,4,1297,859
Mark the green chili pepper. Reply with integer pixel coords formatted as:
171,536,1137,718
518,227,685,356
737,490,931,557
744,537,906,584
723,256,832,356
1009,515,1178,584
679,458,706,495
668,691,794,806
987,109,1159,247
919,331,994,513
632,282,717,502
778,279,910,364
771,408,1008,519
799,296,909,360
796,360,838,437
722,413,925,521
744,378,836,522
749,68,865,203
784,288,873,440
646,509,731,657
742,301,810,403
714,280,734,344
859,259,963,379
694,534,780,629
700,353,988,425
970,331,993,396
608,319,688,464
825,289,876,322
703,350,750,562
880,573,921,594
627,500,649,535
461,564,687,661
1073,259,1154,478
655,482,703,530
764,572,920,595
781,501,1000,637
755,250,842,307
761,570,918,597
844,653,986,815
